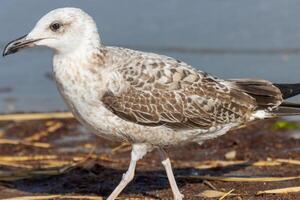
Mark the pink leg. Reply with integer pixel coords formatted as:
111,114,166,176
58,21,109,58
159,148,184,200
107,143,150,200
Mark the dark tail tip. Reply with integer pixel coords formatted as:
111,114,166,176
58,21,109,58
272,101,300,116
274,83,300,99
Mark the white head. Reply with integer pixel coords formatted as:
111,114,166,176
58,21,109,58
3,7,101,56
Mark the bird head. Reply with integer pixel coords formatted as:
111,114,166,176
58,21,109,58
3,7,100,57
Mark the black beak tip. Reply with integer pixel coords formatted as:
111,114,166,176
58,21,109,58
2,48,15,57
2,45,9,57
3,43,13,57
3,34,29,57
2,48,14,57
3,50,9,57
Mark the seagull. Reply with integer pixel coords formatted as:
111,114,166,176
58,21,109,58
3,7,300,200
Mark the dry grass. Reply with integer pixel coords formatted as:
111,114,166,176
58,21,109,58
178,158,300,169
24,121,63,142
0,139,51,148
2,195,103,200
219,189,235,200
2,196,155,200
182,175,300,182
257,186,300,195
0,112,73,121
198,190,237,198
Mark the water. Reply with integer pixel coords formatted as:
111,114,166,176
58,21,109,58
1,0,300,112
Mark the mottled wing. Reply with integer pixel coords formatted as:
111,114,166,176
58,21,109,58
102,48,257,130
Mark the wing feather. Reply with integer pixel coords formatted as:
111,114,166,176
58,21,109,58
102,48,257,130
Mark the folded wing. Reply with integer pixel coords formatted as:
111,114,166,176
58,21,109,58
102,49,261,130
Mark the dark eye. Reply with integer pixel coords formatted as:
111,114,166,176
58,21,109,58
50,22,62,32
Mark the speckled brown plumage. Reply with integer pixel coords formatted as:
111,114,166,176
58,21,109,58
102,47,282,130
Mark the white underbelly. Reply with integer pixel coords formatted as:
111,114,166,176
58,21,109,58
62,93,124,141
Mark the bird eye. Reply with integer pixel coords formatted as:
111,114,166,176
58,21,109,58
50,22,62,32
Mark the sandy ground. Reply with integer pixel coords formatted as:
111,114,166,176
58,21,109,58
0,117,299,199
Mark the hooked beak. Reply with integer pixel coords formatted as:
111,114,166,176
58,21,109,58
3,34,43,57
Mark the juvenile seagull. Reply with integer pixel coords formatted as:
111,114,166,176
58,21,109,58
3,7,300,200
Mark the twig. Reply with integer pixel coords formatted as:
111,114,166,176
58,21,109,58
0,139,51,148
111,142,131,154
257,186,300,195
178,158,300,169
0,112,73,121
0,161,33,169
0,151,96,181
1,195,103,200
276,158,300,165
0,155,58,162
180,175,300,182
24,121,63,142
203,180,218,190
198,190,237,198
219,189,235,200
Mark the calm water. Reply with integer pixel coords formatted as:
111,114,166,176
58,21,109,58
1,0,300,112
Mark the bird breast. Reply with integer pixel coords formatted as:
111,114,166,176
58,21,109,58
52,57,123,139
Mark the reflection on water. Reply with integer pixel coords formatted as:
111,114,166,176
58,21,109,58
1,0,300,112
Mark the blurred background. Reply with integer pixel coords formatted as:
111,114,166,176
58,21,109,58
1,0,300,113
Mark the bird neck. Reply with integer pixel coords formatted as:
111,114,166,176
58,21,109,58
53,41,108,76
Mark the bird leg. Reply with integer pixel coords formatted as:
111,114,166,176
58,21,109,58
159,148,184,200
107,143,150,200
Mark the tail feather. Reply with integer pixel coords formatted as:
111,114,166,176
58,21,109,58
271,102,300,116
273,83,300,99
271,83,300,116
230,79,300,117
229,79,282,109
